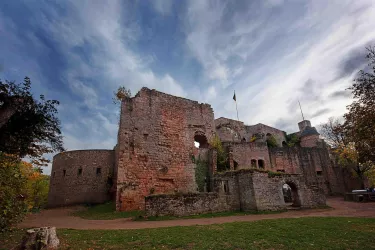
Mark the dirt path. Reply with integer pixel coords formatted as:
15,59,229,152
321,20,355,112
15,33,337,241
18,197,375,230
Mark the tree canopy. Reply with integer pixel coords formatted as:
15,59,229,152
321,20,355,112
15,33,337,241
320,46,375,188
0,77,64,166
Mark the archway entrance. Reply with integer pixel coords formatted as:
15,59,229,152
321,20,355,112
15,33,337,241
194,134,208,148
282,182,301,208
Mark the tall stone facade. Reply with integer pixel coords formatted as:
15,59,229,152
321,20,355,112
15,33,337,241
48,87,361,211
115,88,215,211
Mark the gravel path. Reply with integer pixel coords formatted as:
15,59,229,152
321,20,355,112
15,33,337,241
18,197,375,230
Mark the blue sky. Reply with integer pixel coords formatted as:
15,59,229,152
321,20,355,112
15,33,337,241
1,0,375,174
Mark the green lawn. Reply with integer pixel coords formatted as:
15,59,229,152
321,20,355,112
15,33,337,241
72,202,144,220
2,217,375,249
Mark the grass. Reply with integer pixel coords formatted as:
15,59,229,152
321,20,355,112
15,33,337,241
72,202,144,220
2,217,375,249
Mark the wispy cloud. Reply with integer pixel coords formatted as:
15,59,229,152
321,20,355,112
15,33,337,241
1,0,375,174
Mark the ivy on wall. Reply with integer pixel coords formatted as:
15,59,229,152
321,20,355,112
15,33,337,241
195,156,209,192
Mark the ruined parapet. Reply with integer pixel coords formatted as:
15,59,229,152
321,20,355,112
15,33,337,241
116,87,216,211
47,150,115,207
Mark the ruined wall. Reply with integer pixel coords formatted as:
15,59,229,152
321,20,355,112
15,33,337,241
145,193,233,217
48,150,114,207
300,134,320,148
146,169,326,216
215,117,246,142
269,146,345,195
116,88,216,211
250,172,326,210
225,142,271,170
246,124,287,146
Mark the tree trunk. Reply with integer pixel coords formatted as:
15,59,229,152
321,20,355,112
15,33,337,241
17,227,59,250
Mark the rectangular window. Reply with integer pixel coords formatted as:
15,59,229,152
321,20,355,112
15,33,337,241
78,169,82,176
53,172,56,178
96,167,101,175
63,170,66,176
317,171,323,176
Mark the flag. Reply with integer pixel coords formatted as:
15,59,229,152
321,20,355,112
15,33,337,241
233,91,236,101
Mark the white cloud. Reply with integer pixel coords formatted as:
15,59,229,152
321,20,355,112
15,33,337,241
152,0,173,15
183,0,375,133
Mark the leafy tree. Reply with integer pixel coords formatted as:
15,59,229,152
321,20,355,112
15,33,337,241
319,117,347,148
0,77,64,166
343,46,375,165
112,86,131,105
320,46,375,188
266,135,278,148
209,134,228,172
0,153,28,231
285,133,300,147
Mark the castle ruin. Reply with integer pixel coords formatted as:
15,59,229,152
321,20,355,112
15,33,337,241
48,87,362,215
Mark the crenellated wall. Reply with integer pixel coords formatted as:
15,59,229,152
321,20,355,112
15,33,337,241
48,150,115,207
116,87,216,211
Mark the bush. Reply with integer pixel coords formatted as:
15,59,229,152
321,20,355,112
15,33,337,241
0,154,28,231
210,135,228,172
266,135,278,148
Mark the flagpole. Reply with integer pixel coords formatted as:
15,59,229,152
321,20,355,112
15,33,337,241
234,90,239,121
235,100,239,121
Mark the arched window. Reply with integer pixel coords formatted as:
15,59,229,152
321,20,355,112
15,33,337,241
258,159,265,169
194,133,208,148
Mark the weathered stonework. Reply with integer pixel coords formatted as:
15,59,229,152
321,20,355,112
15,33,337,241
145,169,326,216
116,88,215,211
48,87,363,213
48,150,114,207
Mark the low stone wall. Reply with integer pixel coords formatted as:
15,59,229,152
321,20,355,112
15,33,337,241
145,192,232,217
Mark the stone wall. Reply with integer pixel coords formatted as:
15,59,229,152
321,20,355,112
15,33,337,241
215,117,246,142
225,142,271,170
269,146,345,195
145,169,327,216
48,150,114,207
145,193,233,217
116,87,216,211
245,123,287,146
214,118,287,146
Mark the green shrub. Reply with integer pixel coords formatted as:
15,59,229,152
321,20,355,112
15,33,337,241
0,154,28,231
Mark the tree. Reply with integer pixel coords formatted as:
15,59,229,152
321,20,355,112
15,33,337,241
285,133,300,147
343,46,375,165
112,86,131,105
0,77,64,166
319,117,347,148
266,135,278,148
320,46,375,189
209,134,228,172
0,153,28,230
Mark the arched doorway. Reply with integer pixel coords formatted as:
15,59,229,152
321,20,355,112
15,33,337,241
194,133,208,148
282,182,301,208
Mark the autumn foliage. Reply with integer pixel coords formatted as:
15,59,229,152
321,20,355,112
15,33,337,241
0,153,49,230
